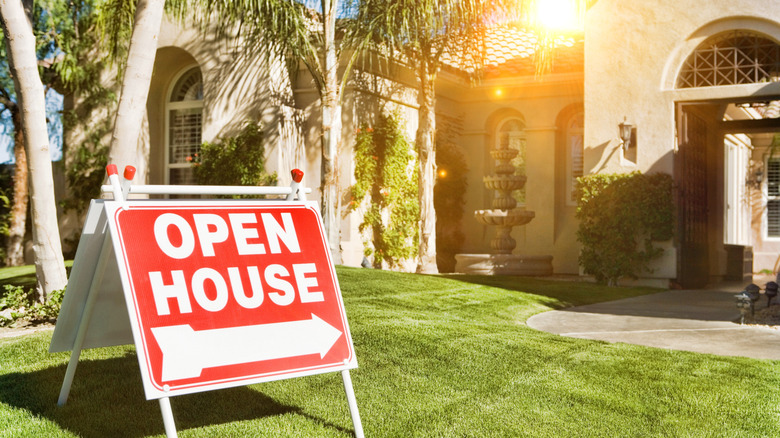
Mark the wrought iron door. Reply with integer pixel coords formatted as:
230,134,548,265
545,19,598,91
676,109,709,288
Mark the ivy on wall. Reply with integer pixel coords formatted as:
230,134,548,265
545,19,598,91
350,112,419,269
575,172,674,285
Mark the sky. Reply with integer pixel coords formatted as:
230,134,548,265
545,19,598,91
0,89,64,163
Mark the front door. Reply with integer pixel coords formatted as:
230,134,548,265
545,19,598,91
676,107,709,288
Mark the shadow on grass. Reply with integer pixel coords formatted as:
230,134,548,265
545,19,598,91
0,353,351,437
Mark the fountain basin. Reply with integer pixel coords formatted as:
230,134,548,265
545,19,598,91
483,175,526,191
475,209,535,227
490,149,519,161
454,254,553,276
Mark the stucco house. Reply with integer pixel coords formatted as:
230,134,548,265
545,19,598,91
83,0,780,288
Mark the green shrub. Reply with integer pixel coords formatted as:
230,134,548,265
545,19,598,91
350,112,419,269
192,121,277,195
0,284,64,326
575,172,674,285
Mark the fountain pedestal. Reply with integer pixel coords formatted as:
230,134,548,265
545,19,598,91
454,142,552,276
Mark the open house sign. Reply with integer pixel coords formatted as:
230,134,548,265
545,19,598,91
105,200,356,399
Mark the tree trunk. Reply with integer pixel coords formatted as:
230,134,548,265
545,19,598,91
415,61,438,274
319,0,342,263
0,0,68,301
5,106,27,266
106,0,165,184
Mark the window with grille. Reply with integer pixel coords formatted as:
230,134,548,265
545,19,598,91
677,31,780,88
677,30,780,88
767,158,780,238
166,67,203,185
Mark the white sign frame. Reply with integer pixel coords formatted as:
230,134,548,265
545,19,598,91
50,167,364,438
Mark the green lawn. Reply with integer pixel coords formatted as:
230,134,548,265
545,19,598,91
1,267,778,437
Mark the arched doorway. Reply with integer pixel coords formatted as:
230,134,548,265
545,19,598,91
675,30,780,287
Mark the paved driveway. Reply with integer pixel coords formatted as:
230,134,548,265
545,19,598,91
527,287,780,361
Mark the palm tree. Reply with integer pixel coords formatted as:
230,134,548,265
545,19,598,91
168,0,367,264
103,0,165,186
353,0,502,274
0,73,29,266
353,0,592,273
0,0,67,300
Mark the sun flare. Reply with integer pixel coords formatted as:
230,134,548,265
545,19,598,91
536,0,582,32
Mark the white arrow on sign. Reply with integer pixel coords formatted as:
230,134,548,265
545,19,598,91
150,314,343,382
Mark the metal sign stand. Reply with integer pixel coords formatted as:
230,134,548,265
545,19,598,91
55,165,364,438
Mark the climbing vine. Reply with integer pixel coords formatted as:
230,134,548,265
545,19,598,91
350,112,419,269
576,172,674,285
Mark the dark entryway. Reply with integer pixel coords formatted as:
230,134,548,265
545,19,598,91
676,106,710,288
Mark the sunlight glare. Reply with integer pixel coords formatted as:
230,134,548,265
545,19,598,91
536,0,582,32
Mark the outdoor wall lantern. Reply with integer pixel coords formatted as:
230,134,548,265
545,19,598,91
619,117,634,150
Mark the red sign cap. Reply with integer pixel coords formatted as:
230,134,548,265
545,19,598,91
291,169,304,183
124,166,136,180
106,164,118,176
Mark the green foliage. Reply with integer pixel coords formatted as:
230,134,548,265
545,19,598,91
0,284,64,326
350,113,419,268
576,172,674,285
61,129,110,214
192,121,277,196
434,141,467,273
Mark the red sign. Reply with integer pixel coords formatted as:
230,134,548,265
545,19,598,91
105,200,356,399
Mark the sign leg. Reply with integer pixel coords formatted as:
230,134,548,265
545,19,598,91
341,370,364,438
159,397,179,438
57,234,113,406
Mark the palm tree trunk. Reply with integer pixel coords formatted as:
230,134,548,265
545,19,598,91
0,0,68,301
106,0,165,183
416,61,438,274
320,0,342,263
5,106,28,266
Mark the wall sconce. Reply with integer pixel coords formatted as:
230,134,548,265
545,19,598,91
619,117,634,150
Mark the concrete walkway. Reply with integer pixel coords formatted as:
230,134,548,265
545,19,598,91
527,282,780,361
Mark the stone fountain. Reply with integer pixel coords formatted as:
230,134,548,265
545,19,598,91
454,141,553,275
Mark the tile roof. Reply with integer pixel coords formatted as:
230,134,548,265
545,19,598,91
443,26,584,78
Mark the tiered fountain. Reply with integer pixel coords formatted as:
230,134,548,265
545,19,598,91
454,141,553,275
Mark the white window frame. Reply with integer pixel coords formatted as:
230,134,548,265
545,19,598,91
765,155,780,240
164,65,203,185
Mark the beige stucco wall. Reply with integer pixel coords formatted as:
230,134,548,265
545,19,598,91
585,0,780,283
149,18,294,186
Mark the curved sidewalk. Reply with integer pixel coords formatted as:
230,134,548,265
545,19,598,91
527,286,780,361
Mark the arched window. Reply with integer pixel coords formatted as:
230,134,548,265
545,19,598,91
166,66,203,184
495,118,526,203
677,31,780,88
565,112,584,205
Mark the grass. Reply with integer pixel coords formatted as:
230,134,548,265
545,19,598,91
1,266,778,437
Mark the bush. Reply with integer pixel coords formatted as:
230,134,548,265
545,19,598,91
192,121,277,194
575,172,674,285
0,284,64,326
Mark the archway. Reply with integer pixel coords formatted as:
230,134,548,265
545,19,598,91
675,30,780,287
